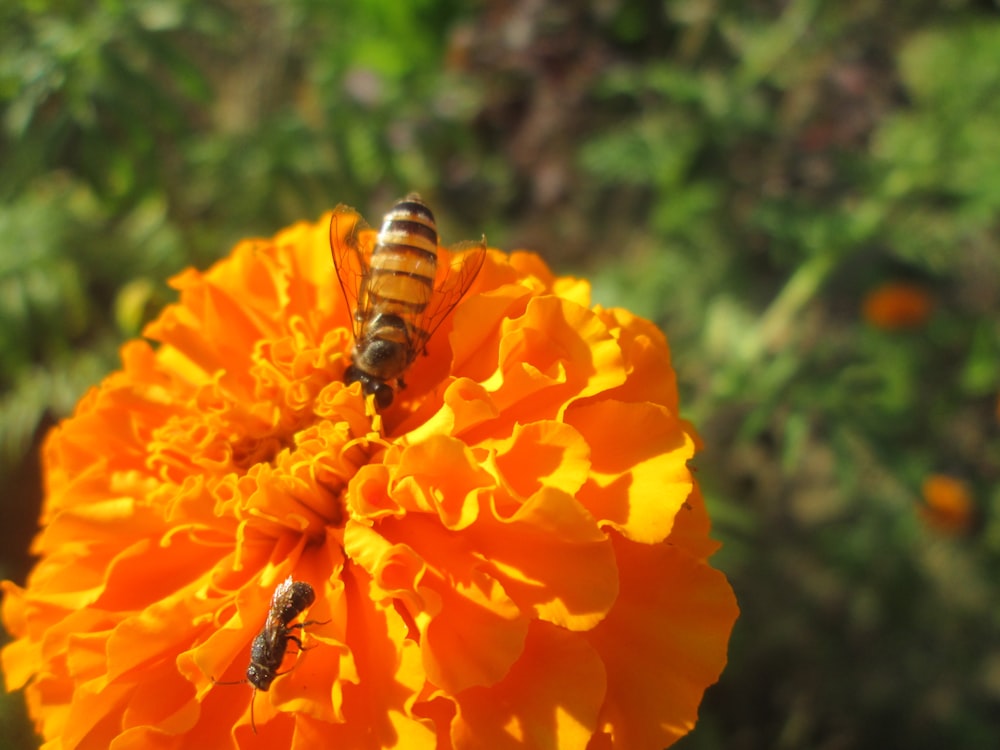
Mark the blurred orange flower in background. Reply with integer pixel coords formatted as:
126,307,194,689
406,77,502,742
1,207,738,749
862,281,935,330
919,473,976,537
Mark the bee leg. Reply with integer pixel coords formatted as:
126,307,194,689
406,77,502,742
282,633,312,657
301,618,332,627
284,618,331,634
284,618,330,653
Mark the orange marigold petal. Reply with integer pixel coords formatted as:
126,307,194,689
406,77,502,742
595,307,680,412
469,486,618,630
59,677,134,749
478,296,626,425
295,565,437,749
421,569,527,693
344,521,529,694
401,378,500,444
390,436,494,530
666,483,722,561
451,622,606,749
510,251,558,290
492,420,591,498
1,582,33,689
115,661,201,747
587,536,739,749
1,635,36,694
449,283,533,384
567,400,695,543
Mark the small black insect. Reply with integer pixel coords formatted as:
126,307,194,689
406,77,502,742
213,576,324,733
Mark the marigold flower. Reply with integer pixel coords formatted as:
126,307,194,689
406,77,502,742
862,281,934,330
919,473,976,536
2,207,738,749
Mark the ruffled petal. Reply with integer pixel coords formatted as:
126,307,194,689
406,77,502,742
344,519,528,694
567,400,695,543
467,486,617,630
586,536,739,749
450,622,606,749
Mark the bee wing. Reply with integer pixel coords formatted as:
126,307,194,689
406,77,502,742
260,612,283,651
270,576,293,608
410,237,487,355
329,205,376,342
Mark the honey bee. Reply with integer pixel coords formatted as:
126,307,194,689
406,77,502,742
213,577,324,734
330,193,487,408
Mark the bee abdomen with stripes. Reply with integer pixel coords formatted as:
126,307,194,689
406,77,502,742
330,193,487,409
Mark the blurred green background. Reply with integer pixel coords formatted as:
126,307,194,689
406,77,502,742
2,0,999,748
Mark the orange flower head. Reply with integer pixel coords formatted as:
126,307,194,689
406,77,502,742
919,473,976,536
862,281,934,330
2,200,738,749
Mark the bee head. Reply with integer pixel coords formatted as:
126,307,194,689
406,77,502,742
368,381,394,409
345,365,395,409
246,662,276,692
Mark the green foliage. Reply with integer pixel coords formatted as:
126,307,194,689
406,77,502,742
577,4,1000,749
0,0,215,205
873,24,1000,269
0,176,177,469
